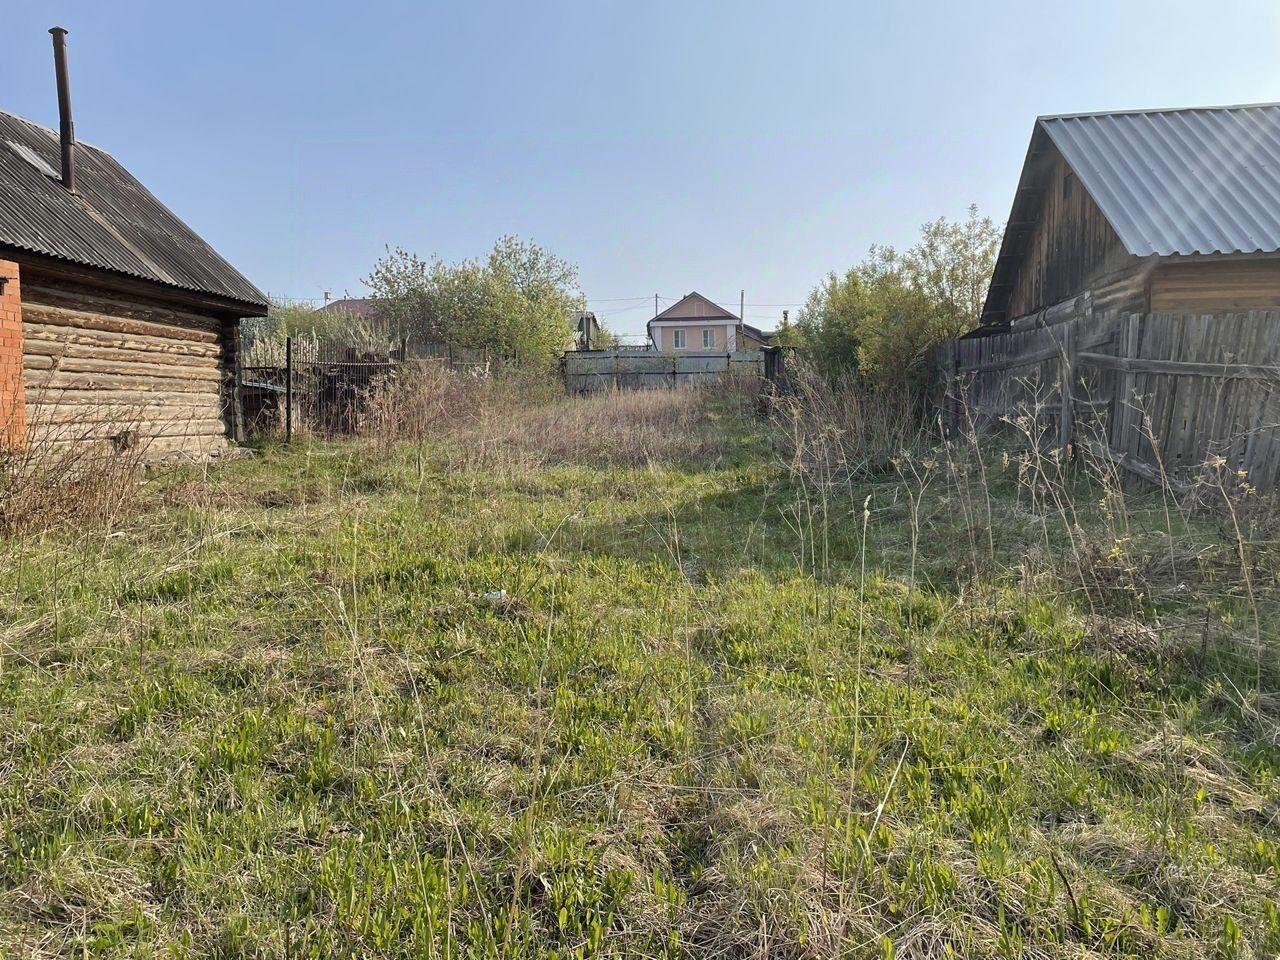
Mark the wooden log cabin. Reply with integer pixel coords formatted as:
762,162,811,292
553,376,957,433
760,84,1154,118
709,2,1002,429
973,103,1280,336
0,28,267,462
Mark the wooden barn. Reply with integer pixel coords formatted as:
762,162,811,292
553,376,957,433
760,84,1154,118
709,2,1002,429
944,103,1280,487
0,28,268,461
976,102,1280,334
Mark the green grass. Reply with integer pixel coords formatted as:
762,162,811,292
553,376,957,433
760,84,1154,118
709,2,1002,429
1,402,1278,958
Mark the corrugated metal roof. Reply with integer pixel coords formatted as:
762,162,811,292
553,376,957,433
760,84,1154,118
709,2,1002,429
1041,103,1280,257
318,297,375,316
0,108,268,312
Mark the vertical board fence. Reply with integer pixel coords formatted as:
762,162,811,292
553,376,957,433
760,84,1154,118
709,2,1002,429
934,310,1280,489
563,349,771,393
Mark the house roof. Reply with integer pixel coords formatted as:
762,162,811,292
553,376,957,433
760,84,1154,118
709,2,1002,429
0,108,268,313
650,292,738,323
318,297,376,316
980,102,1280,328
643,293,775,346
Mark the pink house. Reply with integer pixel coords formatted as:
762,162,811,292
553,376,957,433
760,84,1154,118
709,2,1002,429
646,292,771,353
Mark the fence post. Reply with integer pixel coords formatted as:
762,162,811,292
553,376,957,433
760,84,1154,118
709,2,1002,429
1059,321,1076,455
1117,313,1140,459
231,321,245,443
285,335,293,443
949,339,961,435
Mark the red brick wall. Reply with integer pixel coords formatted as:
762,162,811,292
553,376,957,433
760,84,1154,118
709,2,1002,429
0,259,25,449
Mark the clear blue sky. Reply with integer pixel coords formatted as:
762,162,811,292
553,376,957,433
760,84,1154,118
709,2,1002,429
4,1,1279,334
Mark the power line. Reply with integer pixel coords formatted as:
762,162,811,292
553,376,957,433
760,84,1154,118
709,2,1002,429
266,291,803,315
596,302,654,314
588,295,805,308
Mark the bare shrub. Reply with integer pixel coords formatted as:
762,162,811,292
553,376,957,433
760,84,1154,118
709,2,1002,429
772,357,924,480
0,420,150,536
0,437,149,537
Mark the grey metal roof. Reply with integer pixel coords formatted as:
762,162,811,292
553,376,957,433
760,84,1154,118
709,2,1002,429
318,297,375,316
0,108,268,312
1041,103,1280,257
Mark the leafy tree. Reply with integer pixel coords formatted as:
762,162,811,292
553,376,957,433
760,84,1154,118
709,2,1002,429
590,323,619,349
792,267,878,376
794,205,1000,388
771,310,800,348
904,205,1001,341
365,236,584,366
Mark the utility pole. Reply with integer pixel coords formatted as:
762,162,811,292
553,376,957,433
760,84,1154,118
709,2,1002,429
738,289,745,352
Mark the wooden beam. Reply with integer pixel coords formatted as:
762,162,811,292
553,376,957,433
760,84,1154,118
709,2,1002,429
1085,439,1191,492
958,342,1063,374
1059,321,1075,452
1078,351,1280,381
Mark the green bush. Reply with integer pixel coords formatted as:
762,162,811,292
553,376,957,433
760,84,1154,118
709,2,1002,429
794,205,1000,390
365,236,585,367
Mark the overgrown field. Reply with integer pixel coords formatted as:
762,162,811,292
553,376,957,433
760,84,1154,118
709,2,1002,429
1,383,1279,959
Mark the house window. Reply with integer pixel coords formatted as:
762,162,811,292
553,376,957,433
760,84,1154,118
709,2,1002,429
703,329,715,350
1063,171,1075,200
673,329,686,349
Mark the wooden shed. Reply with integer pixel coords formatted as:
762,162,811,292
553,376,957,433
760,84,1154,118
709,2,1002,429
0,28,267,462
939,103,1280,488
975,103,1280,334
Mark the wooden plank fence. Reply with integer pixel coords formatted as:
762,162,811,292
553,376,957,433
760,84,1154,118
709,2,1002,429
935,310,1280,489
563,350,768,393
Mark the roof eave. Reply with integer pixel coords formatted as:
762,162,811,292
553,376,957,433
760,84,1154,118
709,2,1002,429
1,244,270,316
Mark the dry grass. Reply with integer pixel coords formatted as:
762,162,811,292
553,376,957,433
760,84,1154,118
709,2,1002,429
771,358,923,481
362,361,759,469
0,414,152,537
1,366,1278,958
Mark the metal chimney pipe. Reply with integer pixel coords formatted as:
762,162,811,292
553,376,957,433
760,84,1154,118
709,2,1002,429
49,27,77,193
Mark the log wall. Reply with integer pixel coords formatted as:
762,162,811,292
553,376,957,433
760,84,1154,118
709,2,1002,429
19,278,234,460
1150,260,1280,313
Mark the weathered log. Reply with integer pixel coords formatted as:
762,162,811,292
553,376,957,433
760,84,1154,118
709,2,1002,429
22,387,223,407
21,285,225,333
24,354,223,382
27,401,224,425
20,302,221,344
24,370,221,394
29,418,228,442
22,322,224,359
38,434,230,462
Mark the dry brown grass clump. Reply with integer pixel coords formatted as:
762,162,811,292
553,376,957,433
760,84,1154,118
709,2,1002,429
362,361,756,468
771,358,923,480
0,422,150,536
